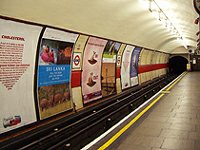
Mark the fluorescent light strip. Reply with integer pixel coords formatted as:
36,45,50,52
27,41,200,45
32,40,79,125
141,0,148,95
144,0,187,49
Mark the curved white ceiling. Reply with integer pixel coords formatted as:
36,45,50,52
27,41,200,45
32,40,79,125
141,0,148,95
0,0,198,53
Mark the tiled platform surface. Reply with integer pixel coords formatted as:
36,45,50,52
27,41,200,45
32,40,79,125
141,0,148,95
110,72,200,150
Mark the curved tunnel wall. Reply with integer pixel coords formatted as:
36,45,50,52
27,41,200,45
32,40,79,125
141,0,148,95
0,0,193,53
138,49,169,84
0,17,169,134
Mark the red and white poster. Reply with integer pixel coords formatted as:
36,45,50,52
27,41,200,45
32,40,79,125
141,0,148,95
82,37,107,104
0,19,42,134
121,45,135,90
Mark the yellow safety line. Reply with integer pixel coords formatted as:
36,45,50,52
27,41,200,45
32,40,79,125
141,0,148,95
166,72,187,91
161,91,170,94
98,72,187,150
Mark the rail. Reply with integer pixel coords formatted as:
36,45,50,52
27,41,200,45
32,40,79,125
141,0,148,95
0,74,177,150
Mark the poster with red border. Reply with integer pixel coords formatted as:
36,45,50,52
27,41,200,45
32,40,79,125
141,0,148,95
0,19,42,134
82,37,107,104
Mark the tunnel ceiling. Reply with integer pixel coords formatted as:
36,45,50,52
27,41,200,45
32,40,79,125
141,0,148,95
0,0,198,53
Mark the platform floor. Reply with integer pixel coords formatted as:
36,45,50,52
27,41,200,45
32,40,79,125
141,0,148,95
108,72,200,150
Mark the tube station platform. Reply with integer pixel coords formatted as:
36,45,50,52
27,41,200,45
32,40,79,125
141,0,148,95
83,72,200,150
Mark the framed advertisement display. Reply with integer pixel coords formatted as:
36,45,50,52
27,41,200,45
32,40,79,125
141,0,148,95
37,28,78,119
0,19,42,134
101,41,121,97
130,47,142,87
121,45,135,90
82,37,107,104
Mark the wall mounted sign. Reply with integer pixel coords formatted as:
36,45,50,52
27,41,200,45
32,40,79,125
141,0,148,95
72,52,81,69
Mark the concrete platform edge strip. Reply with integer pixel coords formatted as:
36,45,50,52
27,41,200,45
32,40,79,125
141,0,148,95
81,72,187,150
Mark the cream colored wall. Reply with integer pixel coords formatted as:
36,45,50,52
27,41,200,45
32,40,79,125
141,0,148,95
72,87,83,109
0,0,191,53
116,44,126,94
171,47,190,54
116,78,122,94
138,50,169,84
152,52,157,78
156,52,161,77
138,49,147,84
170,54,189,62
146,50,153,81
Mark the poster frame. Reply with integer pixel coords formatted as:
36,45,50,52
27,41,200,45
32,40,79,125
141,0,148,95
36,27,79,120
100,41,122,98
81,37,107,105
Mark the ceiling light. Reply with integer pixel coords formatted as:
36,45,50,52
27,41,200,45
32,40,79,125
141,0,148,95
140,0,188,49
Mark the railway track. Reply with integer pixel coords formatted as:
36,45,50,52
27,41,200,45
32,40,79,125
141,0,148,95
0,74,177,150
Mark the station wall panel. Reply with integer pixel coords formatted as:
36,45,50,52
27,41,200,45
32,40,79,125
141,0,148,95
138,49,169,84
72,87,83,109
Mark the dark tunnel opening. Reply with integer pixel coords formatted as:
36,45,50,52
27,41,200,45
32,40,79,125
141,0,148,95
169,56,188,75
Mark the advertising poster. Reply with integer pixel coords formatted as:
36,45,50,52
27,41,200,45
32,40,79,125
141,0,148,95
121,45,135,90
82,37,107,104
0,19,42,134
130,47,142,86
102,41,121,97
37,28,78,119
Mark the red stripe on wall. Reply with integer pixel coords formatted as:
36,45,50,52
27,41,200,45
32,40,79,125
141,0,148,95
116,67,121,78
71,64,167,87
71,70,81,88
138,64,168,74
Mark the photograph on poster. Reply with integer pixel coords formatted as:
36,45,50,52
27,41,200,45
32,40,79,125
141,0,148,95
82,37,107,104
121,45,135,90
102,41,121,97
38,83,71,113
37,37,75,119
130,47,142,86
39,39,73,65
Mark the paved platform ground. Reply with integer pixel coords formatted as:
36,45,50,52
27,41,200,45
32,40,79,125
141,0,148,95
108,72,200,150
